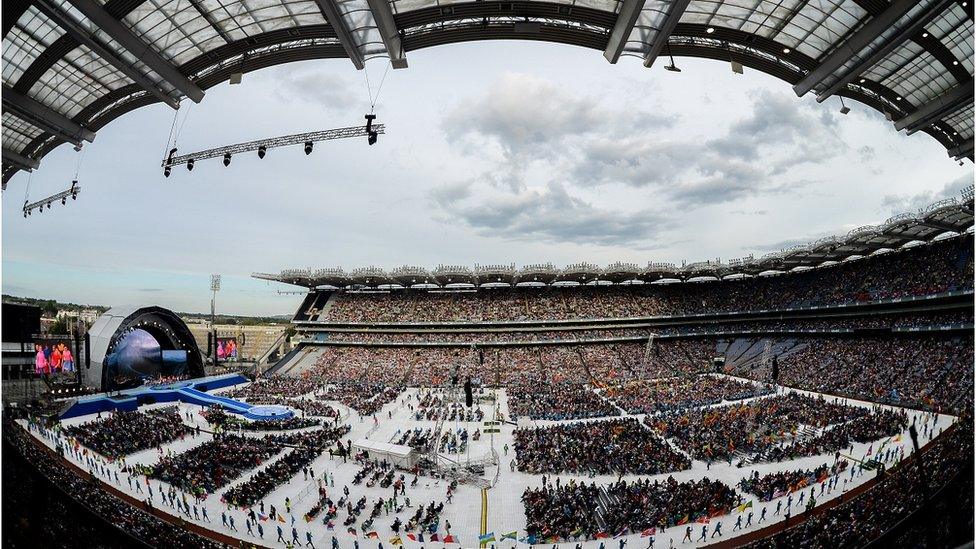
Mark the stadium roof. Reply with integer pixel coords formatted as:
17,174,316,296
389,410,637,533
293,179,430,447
2,0,974,185
254,189,975,288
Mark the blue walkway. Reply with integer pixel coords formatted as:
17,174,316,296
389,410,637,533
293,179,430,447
60,374,294,421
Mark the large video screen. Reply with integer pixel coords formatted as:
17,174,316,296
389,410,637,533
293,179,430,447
105,328,189,389
216,337,238,360
33,339,76,374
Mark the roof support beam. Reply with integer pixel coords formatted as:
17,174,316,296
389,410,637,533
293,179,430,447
919,218,962,232
815,0,955,102
948,140,974,160
314,0,365,69
795,0,942,98
2,85,95,146
643,0,692,68
61,0,205,102
365,0,407,69
186,0,233,43
2,147,40,172
33,0,181,109
603,0,647,64
895,81,974,134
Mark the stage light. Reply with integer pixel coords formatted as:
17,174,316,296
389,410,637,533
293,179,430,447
839,97,850,115
164,165,171,177
258,146,267,159
187,158,195,171
368,131,378,145
223,153,231,167
304,141,313,155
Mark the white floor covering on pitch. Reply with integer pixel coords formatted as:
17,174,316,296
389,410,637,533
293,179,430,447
24,376,954,549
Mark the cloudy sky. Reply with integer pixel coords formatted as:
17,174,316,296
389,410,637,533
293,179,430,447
2,41,971,316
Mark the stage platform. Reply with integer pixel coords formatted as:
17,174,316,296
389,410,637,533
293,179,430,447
59,373,294,420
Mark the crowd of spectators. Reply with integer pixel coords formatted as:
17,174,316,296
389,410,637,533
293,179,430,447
739,461,848,501
319,235,972,323
201,406,321,431
317,308,971,346
752,335,974,413
747,418,973,548
145,433,285,497
63,408,193,460
508,382,618,420
523,476,740,540
222,426,349,508
647,393,869,462
8,419,226,548
604,375,771,414
514,418,691,475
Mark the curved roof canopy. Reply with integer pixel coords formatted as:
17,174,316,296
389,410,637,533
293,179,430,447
253,191,975,288
2,0,973,185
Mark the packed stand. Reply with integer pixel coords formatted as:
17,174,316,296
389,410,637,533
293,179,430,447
514,418,691,475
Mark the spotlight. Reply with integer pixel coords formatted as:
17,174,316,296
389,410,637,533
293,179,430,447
782,47,791,54
187,158,195,171
839,97,850,115
705,27,715,33
731,60,744,74
664,64,681,72
368,131,378,146
304,141,313,155
223,153,231,167
72,193,77,200
61,197,66,205
164,165,171,177
23,211,27,218
47,202,51,209
258,145,267,159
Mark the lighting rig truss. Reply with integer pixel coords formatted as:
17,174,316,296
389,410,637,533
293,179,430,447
23,181,80,217
162,116,385,175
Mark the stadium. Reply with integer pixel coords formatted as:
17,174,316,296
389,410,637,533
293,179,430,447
1,0,975,547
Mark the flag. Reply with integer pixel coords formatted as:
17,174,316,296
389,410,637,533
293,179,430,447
430,533,439,542
640,528,656,537
347,528,357,536
390,536,402,545
595,532,610,539
277,514,286,523
866,444,873,456
479,532,496,543
258,513,269,522
443,535,458,544
406,534,416,542
696,516,710,525
366,532,379,539
569,527,583,538
326,522,335,531
501,532,518,541
893,434,902,443
519,535,538,544
736,501,753,513
676,515,690,526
